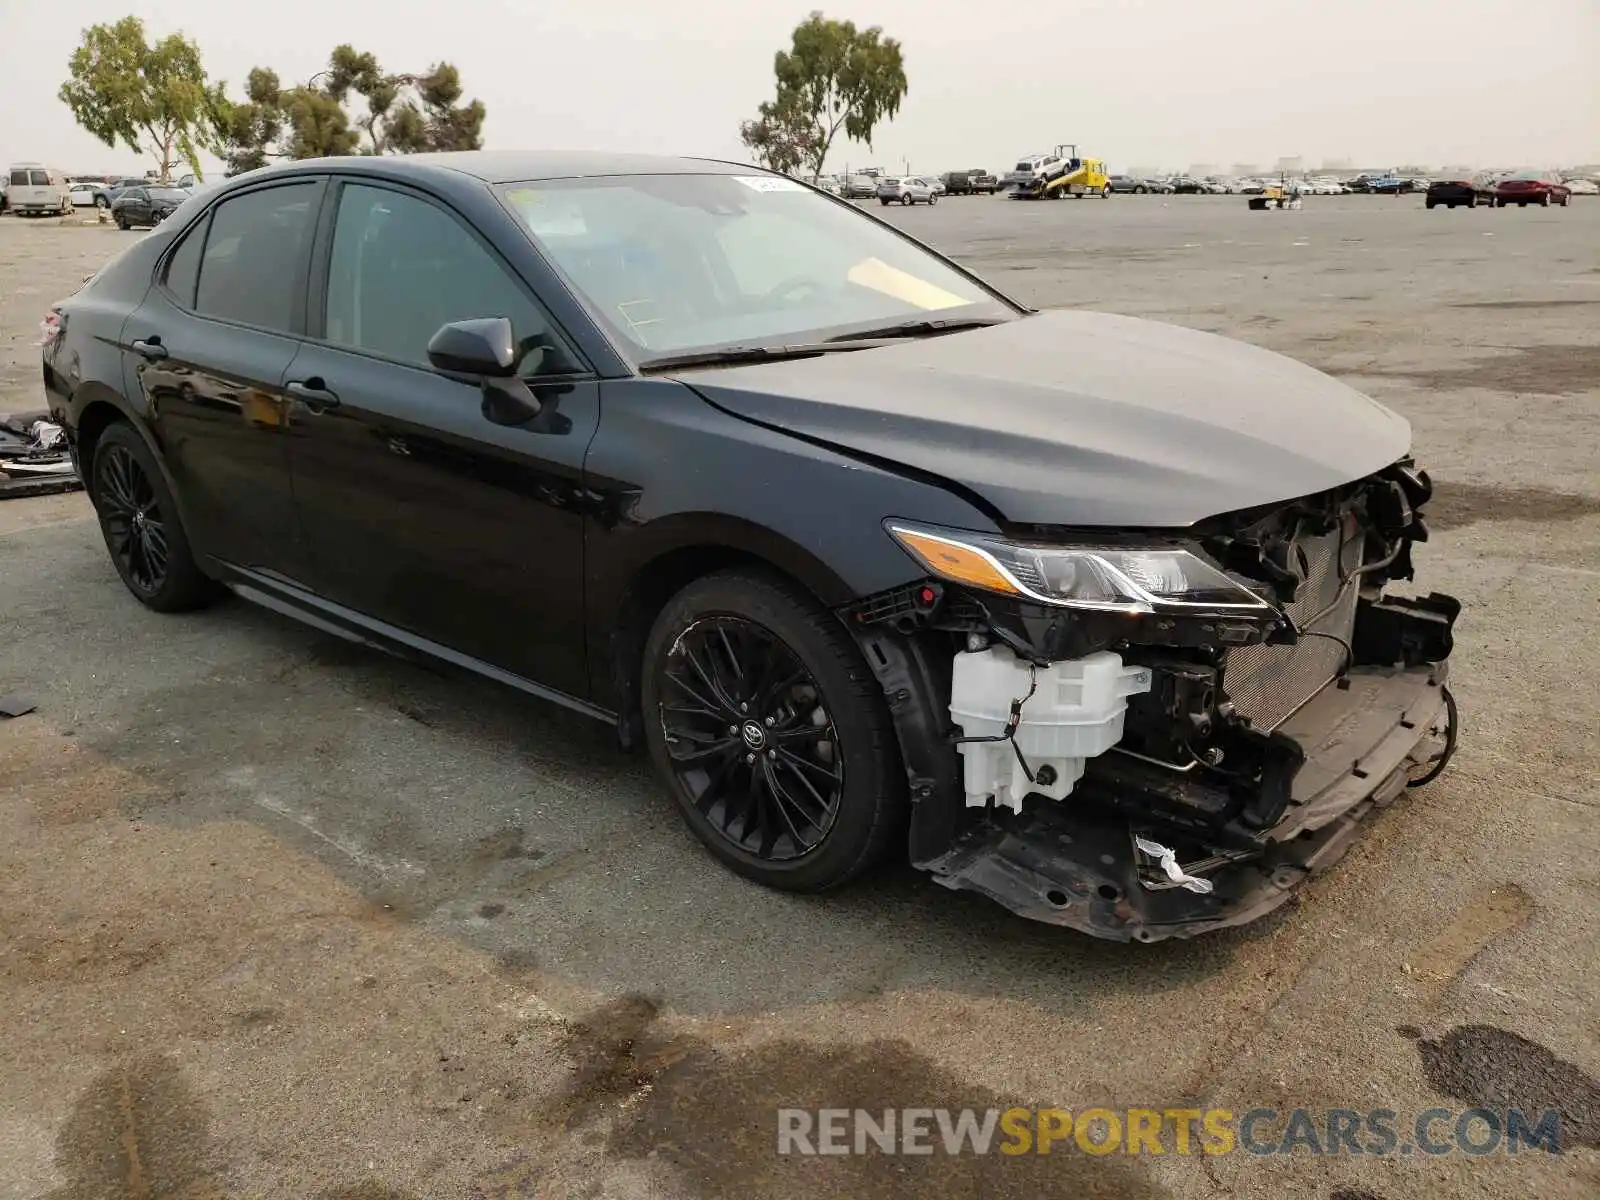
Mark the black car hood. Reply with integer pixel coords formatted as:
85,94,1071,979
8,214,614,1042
676,309,1411,527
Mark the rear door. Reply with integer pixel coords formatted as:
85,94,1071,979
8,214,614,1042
122,178,325,577
285,177,600,697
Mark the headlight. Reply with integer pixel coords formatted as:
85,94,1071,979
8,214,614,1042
885,521,1274,614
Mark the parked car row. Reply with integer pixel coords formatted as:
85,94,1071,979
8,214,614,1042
3,167,203,216
1426,173,1574,208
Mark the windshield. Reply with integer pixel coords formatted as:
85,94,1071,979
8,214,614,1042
498,173,1009,359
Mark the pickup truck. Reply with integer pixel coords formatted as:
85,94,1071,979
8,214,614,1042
940,169,999,195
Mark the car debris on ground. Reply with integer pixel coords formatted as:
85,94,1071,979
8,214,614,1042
0,410,79,499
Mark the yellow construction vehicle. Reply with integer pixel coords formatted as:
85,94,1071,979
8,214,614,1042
1005,145,1112,200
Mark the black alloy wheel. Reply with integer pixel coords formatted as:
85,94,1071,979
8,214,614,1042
91,423,218,611
96,443,169,597
658,615,843,861
642,571,904,891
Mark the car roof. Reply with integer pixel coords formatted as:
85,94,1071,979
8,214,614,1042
239,150,757,185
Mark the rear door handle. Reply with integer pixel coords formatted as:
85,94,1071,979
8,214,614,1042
130,337,167,361
286,379,340,413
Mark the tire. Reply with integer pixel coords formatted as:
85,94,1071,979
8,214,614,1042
1539,194,1549,207
928,193,937,204
1101,185,1111,198
901,194,911,206
640,569,904,893
114,213,128,229
90,422,219,612
880,199,890,206
95,196,108,209
1134,185,1147,194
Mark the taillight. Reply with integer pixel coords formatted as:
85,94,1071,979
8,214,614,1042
39,309,63,348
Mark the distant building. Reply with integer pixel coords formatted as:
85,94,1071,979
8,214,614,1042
1274,156,1304,175
1231,163,1261,178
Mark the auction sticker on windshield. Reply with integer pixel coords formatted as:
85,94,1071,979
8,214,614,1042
503,188,588,237
732,176,808,192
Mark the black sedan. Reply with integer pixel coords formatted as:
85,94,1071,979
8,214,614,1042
40,152,1460,942
1425,180,1481,209
110,186,188,229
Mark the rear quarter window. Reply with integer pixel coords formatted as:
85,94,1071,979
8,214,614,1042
163,217,207,308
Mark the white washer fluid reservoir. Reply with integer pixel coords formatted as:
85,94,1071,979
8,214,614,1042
949,645,1152,812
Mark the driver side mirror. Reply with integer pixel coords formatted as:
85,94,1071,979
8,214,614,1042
427,317,519,378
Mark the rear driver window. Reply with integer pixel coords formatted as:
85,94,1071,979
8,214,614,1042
194,183,318,333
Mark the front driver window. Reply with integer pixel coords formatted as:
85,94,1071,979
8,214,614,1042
324,183,570,376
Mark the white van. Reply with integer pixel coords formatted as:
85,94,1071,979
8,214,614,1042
6,164,73,216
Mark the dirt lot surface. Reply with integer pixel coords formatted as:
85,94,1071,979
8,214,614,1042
2,196,1597,1199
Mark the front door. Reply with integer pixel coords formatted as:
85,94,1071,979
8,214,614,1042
122,178,325,578
286,179,599,699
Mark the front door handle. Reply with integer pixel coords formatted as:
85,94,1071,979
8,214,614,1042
130,337,167,361
286,379,340,413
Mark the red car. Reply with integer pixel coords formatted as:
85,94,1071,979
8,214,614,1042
1494,174,1571,207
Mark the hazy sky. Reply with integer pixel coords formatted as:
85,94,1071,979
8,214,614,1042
4,0,1596,179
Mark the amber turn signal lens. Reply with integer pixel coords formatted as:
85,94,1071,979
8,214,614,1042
888,527,1022,596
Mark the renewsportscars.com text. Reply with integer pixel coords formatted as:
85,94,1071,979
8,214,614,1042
777,1106,1566,1157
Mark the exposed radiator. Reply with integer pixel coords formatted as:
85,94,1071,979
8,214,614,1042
1223,517,1362,732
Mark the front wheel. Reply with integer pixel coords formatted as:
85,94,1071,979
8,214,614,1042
928,193,937,204
641,570,905,892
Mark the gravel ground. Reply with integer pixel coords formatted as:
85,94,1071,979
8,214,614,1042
1,195,1597,1200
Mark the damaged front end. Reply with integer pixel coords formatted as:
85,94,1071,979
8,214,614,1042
849,459,1460,942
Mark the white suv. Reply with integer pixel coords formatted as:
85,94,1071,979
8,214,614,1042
1001,153,1066,188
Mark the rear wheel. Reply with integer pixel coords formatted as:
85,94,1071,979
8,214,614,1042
640,570,904,892
91,422,219,612
1101,184,1111,198
1539,194,1549,207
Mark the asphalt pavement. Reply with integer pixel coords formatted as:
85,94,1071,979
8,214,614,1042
1,195,1597,1199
